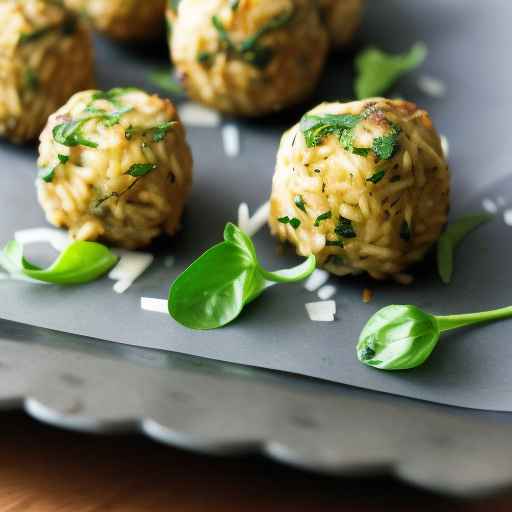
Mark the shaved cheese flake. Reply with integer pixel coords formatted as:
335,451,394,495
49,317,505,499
304,268,329,292
317,284,337,300
141,297,168,314
238,202,250,232
222,124,240,158
482,198,498,214
14,227,70,251
440,134,449,159
417,75,446,98
246,200,270,237
178,102,220,127
109,250,154,294
305,300,336,322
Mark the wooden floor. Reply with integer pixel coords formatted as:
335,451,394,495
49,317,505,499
0,411,510,511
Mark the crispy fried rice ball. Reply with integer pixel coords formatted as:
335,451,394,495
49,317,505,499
0,0,94,143
37,88,193,249
169,0,329,116
63,0,166,41
269,98,450,282
318,0,364,48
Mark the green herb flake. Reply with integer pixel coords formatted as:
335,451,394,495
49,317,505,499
148,69,184,96
300,114,361,148
400,220,411,241
294,194,307,213
24,68,39,91
366,170,386,184
125,163,157,177
314,211,332,227
335,217,356,239
355,42,428,99
152,121,176,142
437,213,493,284
53,120,97,148
372,125,401,161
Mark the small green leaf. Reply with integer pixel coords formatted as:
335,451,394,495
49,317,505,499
300,114,361,148
152,121,176,142
125,163,157,177
335,217,356,238
314,211,332,226
168,223,315,330
366,170,386,184
1,240,117,285
437,213,493,284
357,305,440,370
289,218,301,229
372,125,401,160
355,43,428,99
294,194,307,213
148,69,184,96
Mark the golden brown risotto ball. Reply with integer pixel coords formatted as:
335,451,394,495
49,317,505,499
269,98,450,282
0,0,94,143
63,0,166,41
37,88,193,249
318,0,364,48
169,0,329,116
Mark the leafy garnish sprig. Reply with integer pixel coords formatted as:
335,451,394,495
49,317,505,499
168,223,315,330
0,240,117,285
300,112,401,161
357,303,512,371
198,9,294,69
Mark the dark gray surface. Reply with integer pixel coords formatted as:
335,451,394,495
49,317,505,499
1,0,512,410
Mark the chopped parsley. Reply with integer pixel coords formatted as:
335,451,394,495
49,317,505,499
300,112,401,161
294,194,307,213
125,163,157,177
400,220,411,241
24,69,39,91
372,125,401,160
314,211,332,226
366,170,386,184
38,154,69,183
148,68,184,96
278,216,301,229
335,217,356,239
198,10,294,70
152,121,176,142
53,119,97,148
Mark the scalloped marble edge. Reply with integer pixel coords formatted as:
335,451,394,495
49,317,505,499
2,395,512,498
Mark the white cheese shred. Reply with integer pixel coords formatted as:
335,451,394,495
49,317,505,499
222,124,240,158
417,75,447,98
140,297,168,314
14,227,70,251
482,198,498,214
317,284,337,300
238,202,250,232
246,201,270,237
109,250,154,294
440,134,449,159
504,209,512,226
178,102,220,127
304,269,329,292
305,300,336,322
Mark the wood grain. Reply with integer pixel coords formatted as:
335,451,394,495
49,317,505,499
0,412,510,512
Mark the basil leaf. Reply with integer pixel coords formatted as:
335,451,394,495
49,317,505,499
437,213,493,284
125,163,157,177
168,223,315,330
1,240,118,285
355,43,427,99
300,114,361,148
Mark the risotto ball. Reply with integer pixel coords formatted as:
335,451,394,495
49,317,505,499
37,88,193,249
63,0,166,41
318,0,364,48
0,0,94,143
269,98,450,281
170,0,329,116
